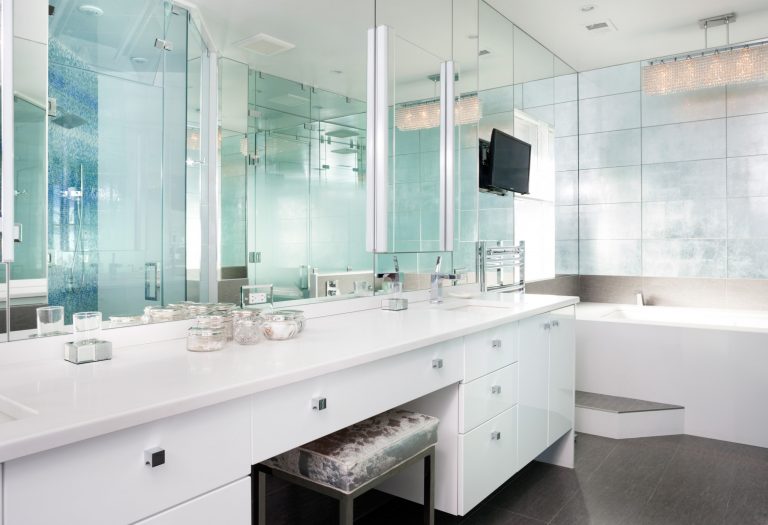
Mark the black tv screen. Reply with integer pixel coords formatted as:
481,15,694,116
479,129,531,195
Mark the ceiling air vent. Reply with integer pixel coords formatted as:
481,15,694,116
236,33,295,56
585,20,617,34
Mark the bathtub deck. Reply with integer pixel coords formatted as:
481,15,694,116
576,391,684,413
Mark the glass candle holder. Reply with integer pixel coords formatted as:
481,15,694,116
73,311,102,343
186,326,226,352
36,306,65,337
233,317,262,345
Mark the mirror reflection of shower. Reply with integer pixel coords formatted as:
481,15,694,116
62,165,85,293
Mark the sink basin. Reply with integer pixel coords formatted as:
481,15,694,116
0,394,36,424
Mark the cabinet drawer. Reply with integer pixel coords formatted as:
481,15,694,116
464,322,518,382
459,363,518,433
4,398,251,525
458,405,518,515
135,477,251,525
252,339,463,463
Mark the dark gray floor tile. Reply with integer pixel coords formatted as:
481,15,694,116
677,434,768,464
574,433,619,479
354,497,461,525
462,503,546,525
490,461,581,522
634,446,737,525
724,457,768,525
550,488,648,525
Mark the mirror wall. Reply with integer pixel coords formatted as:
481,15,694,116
0,0,578,341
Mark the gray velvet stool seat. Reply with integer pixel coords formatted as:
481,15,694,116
252,409,439,525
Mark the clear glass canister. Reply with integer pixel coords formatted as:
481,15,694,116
271,310,306,333
198,313,233,341
186,326,226,352
233,317,262,345
260,312,300,341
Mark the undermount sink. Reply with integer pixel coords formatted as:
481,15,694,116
0,394,36,425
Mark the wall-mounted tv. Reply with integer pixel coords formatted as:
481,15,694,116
479,128,531,195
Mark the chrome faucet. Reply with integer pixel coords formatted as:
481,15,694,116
430,256,459,304
376,255,402,284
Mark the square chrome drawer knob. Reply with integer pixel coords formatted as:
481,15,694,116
491,431,502,440
312,397,327,411
491,339,502,349
491,385,502,394
144,447,165,468
432,359,444,369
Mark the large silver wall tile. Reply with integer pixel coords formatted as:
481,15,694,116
642,200,726,239
642,159,726,201
579,129,641,169
579,203,641,240
579,92,641,134
727,113,768,157
726,81,768,117
641,119,725,164
642,239,726,278
522,77,554,108
554,73,578,103
556,205,579,240
727,155,768,197
727,196,768,239
579,166,641,204
579,62,641,99
479,86,516,117
727,239,768,279
555,170,578,205
554,101,578,137
641,86,725,126
525,105,554,127
555,241,579,275
555,135,579,171
579,240,641,276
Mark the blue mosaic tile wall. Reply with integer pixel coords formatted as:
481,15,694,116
47,39,99,322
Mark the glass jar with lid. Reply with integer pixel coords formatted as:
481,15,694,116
233,314,262,345
186,325,226,352
260,311,302,341
198,313,233,341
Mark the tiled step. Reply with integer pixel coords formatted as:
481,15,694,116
575,390,684,439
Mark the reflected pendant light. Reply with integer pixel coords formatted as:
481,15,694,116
642,13,768,96
395,94,482,131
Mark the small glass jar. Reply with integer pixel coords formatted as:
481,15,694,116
233,317,262,345
260,312,300,341
185,303,212,319
147,306,183,323
198,313,233,341
109,315,143,328
186,325,226,352
271,310,306,333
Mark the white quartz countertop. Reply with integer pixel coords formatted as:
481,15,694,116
0,293,577,463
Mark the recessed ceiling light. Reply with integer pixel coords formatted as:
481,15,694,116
235,33,295,56
580,4,596,12
130,57,147,64
77,4,104,16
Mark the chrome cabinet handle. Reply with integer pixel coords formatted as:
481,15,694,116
491,431,502,440
312,397,327,411
543,322,551,330
491,339,502,349
144,447,165,468
491,385,502,394
432,358,444,369
552,320,560,328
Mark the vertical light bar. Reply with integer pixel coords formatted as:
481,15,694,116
439,61,455,252
1,0,15,263
365,27,376,252
366,25,389,253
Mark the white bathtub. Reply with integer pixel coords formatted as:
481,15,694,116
577,302,768,448
597,304,768,331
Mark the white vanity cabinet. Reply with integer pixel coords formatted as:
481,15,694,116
518,306,576,466
2,399,251,525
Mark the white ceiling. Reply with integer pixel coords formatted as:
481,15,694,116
486,0,768,72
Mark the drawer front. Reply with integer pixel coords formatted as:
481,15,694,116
459,362,519,433
463,322,518,382
252,339,463,463
458,405,518,515
4,398,251,525
135,477,251,525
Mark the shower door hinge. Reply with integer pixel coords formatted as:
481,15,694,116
145,262,160,301
249,251,261,263
154,38,174,51
48,98,57,117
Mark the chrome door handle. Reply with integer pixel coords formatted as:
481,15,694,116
543,322,551,330
491,431,501,440
491,385,502,394
312,397,327,411
552,320,560,328
144,447,165,468
491,339,502,349
432,358,444,369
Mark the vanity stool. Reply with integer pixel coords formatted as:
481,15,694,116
253,409,439,525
